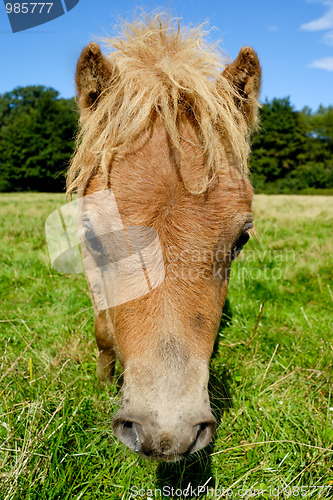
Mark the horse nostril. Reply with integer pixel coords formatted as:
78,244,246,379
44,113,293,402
112,418,143,453
188,420,216,455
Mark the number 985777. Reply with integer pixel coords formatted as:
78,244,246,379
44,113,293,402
5,3,53,14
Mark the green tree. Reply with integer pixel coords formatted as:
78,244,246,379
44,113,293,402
250,97,308,192
250,98,333,193
0,86,78,192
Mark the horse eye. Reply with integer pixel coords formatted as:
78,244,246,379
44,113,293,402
231,223,253,260
82,219,104,254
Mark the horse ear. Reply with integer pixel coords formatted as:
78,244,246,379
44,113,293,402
220,47,261,129
75,42,114,111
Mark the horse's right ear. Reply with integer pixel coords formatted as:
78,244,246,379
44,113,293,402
220,47,261,130
75,43,114,111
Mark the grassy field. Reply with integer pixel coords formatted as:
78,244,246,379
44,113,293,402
0,193,332,500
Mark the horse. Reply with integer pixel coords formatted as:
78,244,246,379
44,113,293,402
67,14,261,461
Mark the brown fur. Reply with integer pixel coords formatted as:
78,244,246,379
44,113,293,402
69,14,261,461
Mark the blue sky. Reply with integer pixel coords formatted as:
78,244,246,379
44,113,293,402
0,0,333,111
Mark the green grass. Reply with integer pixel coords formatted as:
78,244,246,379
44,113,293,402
0,193,332,499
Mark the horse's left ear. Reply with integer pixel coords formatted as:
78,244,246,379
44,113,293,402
75,42,115,112
220,47,261,130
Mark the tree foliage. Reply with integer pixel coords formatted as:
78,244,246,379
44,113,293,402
250,97,333,193
0,87,332,193
0,86,77,192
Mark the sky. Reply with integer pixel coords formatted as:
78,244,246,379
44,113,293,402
0,0,333,111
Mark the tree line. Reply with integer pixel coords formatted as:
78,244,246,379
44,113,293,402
0,86,76,192
0,86,332,193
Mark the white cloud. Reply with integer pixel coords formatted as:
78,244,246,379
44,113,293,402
301,1,333,68
310,56,333,69
301,3,333,31
266,25,279,32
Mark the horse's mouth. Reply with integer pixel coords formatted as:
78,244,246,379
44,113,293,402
137,450,184,462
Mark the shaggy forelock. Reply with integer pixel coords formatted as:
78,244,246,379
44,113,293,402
67,14,251,195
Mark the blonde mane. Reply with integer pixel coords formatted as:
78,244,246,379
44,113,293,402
67,14,251,195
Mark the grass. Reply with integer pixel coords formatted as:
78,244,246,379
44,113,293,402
0,192,332,499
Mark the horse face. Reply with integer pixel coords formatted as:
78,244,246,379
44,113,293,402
72,20,261,461
80,123,253,461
